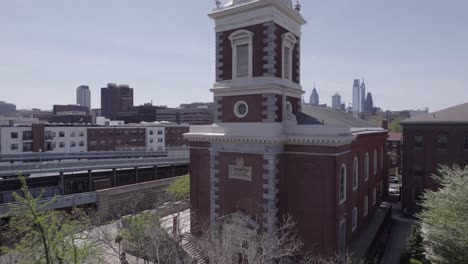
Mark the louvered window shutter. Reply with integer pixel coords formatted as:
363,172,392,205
284,46,291,79
236,44,249,77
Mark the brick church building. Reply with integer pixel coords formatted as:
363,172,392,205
186,0,388,254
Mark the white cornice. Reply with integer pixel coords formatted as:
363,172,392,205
211,77,304,97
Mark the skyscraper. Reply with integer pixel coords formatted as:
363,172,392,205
309,85,319,106
360,79,366,112
365,92,374,113
76,85,91,109
101,83,134,120
332,93,341,109
352,79,361,115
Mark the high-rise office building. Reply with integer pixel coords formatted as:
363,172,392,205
332,93,341,109
309,86,319,106
352,79,361,115
101,83,134,120
365,92,374,113
360,79,366,112
76,85,91,109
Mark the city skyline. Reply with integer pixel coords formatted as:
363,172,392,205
1,0,467,111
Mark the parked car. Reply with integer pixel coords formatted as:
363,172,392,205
389,176,399,183
389,185,399,194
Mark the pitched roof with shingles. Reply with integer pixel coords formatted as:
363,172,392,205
401,102,468,124
301,105,377,128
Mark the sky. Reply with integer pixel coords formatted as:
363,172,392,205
1,0,467,112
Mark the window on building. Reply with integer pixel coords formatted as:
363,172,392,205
70,141,76,147
373,149,378,176
229,30,254,78
22,131,32,140
373,187,377,206
125,131,129,136
352,208,358,231
157,146,163,151
353,157,359,191
79,131,85,137
436,133,449,149
116,139,122,145
465,136,468,151
100,140,105,145
10,132,18,139
59,131,65,138
150,130,154,135
158,138,163,143
79,141,84,147
11,144,19,150
282,33,297,80
158,130,163,135
414,135,424,148
90,141,97,146
339,164,347,205
150,139,154,143
22,143,32,152
70,131,76,137
59,142,65,148
365,152,369,181
381,146,384,172
364,196,368,216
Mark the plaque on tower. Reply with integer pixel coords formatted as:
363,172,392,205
229,157,252,181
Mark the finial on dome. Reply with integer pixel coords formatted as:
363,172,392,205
294,0,301,12
215,0,221,9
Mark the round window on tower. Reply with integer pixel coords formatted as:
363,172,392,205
234,101,249,118
285,101,293,113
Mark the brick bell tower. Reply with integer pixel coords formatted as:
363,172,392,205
187,0,306,232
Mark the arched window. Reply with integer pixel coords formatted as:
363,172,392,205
381,146,384,172
282,33,297,81
364,196,368,216
229,30,254,79
365,152,369,181
353,156,359,191
352,207,358,231
339,164,347,205
373,187,377,206
373,149,378,175
436,133,449,149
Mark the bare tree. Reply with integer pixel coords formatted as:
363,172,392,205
192,211,306,264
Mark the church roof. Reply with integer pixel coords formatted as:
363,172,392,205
401,102,468,124
301,105,377,128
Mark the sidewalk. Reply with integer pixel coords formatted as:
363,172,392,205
382,198,415,264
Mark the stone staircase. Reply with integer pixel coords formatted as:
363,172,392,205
181,233,206,264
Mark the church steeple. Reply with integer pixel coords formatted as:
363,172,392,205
209,0,306,124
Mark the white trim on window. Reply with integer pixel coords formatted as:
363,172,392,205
229,30,254,79
365,152,369,181
339,164,347,205
233,101,249,119
353,156,359,191
282,32,297,81
352,207,358,232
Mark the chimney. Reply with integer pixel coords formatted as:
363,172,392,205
8,120,14,127
382,119,388,130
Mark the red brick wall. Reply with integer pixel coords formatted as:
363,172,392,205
402,124,468,212
32,124,45,152
279,152,337,253
274,95,301,122
87,128,146,151
221,95,263,123
217,152,264,217
189,142,211,234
